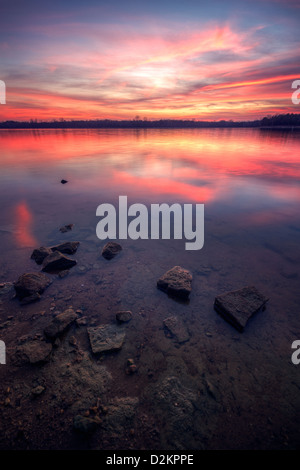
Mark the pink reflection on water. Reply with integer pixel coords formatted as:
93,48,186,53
0,129,300,226
14,201,37,247
110,169,219,203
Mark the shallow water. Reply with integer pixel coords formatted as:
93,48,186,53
0,128,300,449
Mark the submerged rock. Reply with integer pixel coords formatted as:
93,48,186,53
0,282,14,296
101,242,122,260
214,285,269,332
44,308,78,338
163,315,190,343
42,251,77,273
88,324,126,354
59,224,74,233
50,241,80,255
157,266,192,300
31,243,79,265
30,247,53,265
58,270,69,279
14,272,51,301
116,311,132,323
15,340,52,364
31,385,45,396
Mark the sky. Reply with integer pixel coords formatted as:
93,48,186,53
0,0,299,121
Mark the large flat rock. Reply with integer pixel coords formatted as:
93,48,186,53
157,266,192,300
88,324,126,354
163,315,190,343
214,285,269,332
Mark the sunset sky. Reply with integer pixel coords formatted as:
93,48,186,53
0,0,299,121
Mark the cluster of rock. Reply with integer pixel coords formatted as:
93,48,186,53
13,241,80,304
14,308,134,369
15,307,79,364
31,241,80,272
156,265,268,332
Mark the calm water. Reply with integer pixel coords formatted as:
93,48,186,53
0,128,300,449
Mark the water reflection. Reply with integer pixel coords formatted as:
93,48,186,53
14,201,37,247
0,127,299,217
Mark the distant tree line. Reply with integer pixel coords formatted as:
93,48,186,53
0,113,299,129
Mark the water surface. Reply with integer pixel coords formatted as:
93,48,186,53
0,128,299,449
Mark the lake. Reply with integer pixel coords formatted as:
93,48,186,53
0,127,299,449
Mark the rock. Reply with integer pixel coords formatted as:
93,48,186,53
44,308,78,338
50,241,80,255
125,358,137,375
163,316,190,343
14,272,51,301
88,324,126,354
15,340,52,364
157,266,192,300
42,251,77,273
61,179,68,184
214,285,269,332
0,282,15,296
77,265,87,274
101,242,122,260
116,311,132,323
0,282,14,296
73,415,101,433
59,224,74,233
30,247,52,265
31,385,45,396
